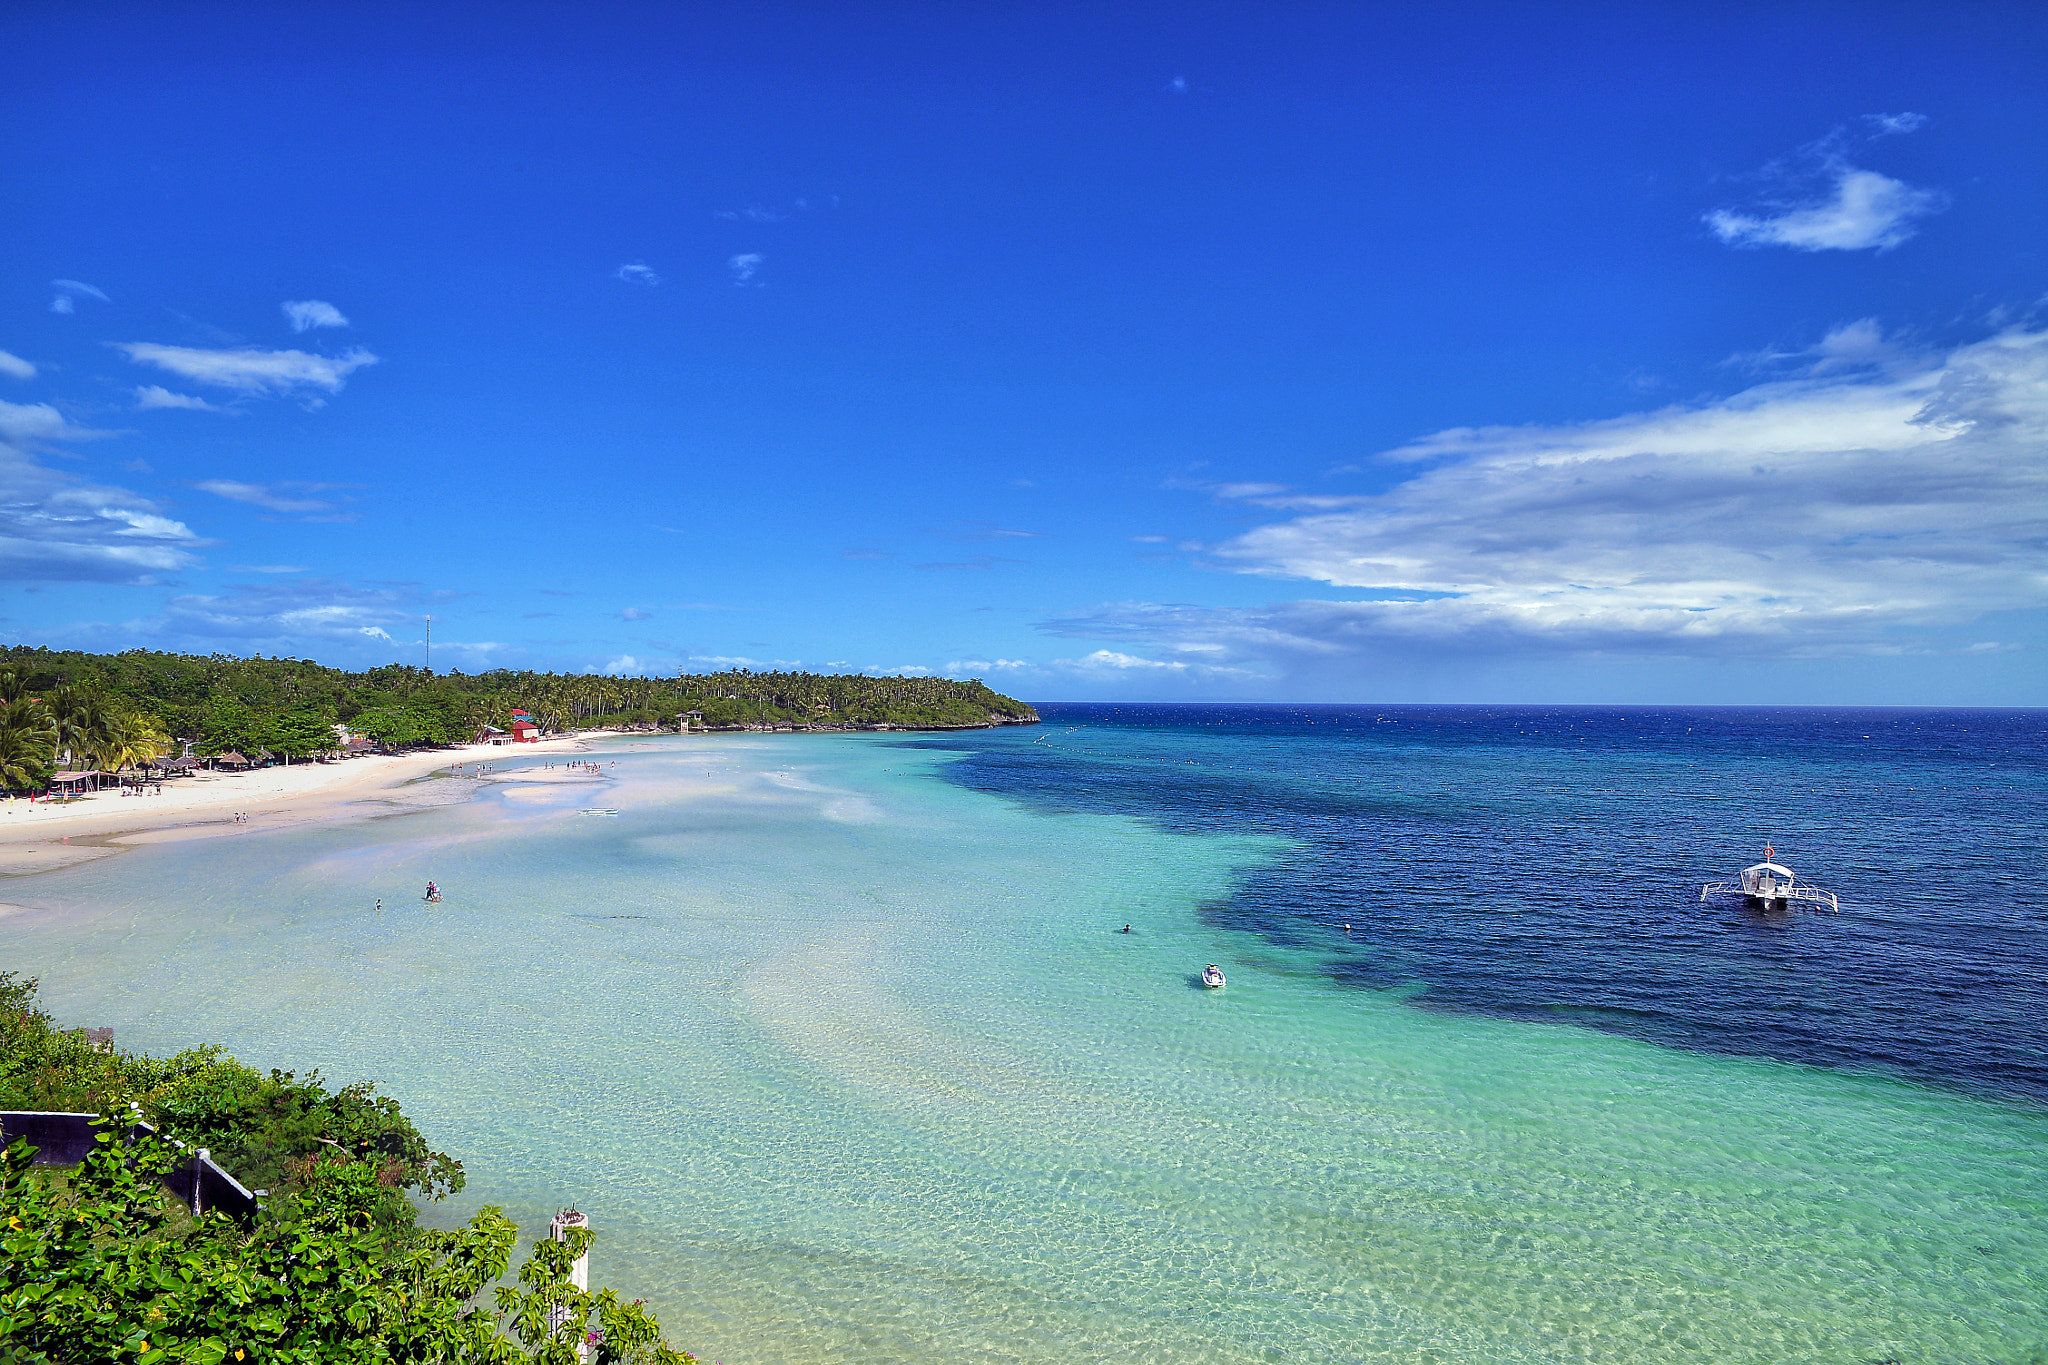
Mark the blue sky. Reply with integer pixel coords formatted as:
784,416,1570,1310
4,2,2045,703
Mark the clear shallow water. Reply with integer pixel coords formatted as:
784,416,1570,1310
5,710,2046,1364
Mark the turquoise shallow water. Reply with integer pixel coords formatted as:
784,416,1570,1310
6,724,2046,1363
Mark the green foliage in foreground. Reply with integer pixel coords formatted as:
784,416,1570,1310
1,974,458,1242
1,975,694,1360
1,1127,692,1363
0,645,1039,754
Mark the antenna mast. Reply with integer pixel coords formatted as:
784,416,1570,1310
426,616,432,673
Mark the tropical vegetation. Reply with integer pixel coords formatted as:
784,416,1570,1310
0,973,694,1362
0,647,1038,788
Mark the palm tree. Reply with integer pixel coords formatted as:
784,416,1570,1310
0,701,57,792
101,712,170,779
47,685,114,785
0,665,32,707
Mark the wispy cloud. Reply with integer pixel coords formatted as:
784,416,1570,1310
49,279,108,315
227,564,307,574
728,253,764,284
938,522,1044,542
0,351,36,381
134,385,231,413
282,299,349,332
942,658,1031,675
619,607,652,621
614,262,661,286
1724,318,1907,376
0,399,201,583
156,577,422,652
195,479,351,518
1091,326,2048,668
116,343,378,398
713,197,832,223
1864,111,1929,137
1706,117,1946,252
840,547,895,560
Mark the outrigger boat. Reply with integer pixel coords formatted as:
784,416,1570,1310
1700,844,1838,913
1201,964,1226,988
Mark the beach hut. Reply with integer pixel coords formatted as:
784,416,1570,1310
212,752,252,771
50,770,104,795
508,708,541,743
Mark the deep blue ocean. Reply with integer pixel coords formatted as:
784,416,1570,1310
930,704,2048,1107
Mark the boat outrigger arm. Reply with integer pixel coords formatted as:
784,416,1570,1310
1700,843,1839,913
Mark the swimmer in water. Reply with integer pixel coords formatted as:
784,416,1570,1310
1122,924,1132,933
375,899,383,912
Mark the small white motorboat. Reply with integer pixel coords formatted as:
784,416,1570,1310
1700,843,1839,913
1201,964,1226,988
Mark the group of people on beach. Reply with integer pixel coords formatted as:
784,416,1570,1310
118,783,166,796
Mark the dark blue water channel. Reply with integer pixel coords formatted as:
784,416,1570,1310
911,705,2048,1107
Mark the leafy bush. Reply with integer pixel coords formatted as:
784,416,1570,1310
1,1124,692,1363
1,974,459,1241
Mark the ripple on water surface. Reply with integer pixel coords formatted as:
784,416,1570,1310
4,717,2045,1363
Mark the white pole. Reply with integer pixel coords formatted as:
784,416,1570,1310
549,1206,591,1358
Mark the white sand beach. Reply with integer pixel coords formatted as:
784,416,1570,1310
0,733,615,874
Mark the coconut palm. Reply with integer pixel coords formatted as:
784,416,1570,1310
47,685,112,773
0,665,31,707
101,712,170,778
0,701,57,791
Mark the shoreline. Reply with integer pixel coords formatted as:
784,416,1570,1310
0,719,1030,880
0,732,619,877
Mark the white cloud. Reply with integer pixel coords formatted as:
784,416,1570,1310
1068,649,1188,671
729,253,764,284
49,279,108,314
619,607,652,621
1727,318,1903,376
1864,112,1929,137
157,579,420,650
943,658,1031,675
1708,170,1945,251
195,479,348,517
604,655,645,675
134,385,230,413
1069,327,2048,667
1706,120,1945,252
614,263,661,286
0,400,202,582
228,564,308,574
282,299,350,332
0,351,36,381
115,342,378,397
